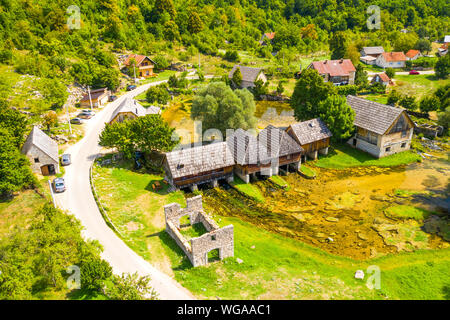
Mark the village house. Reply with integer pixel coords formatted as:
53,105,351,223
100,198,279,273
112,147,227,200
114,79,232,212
109,97,160,124
371,72,392,86
375,52,407,68
405,49,423,61
360,55,377,65
123,54,156,78
259,32,276,45
360,46,385,58
79,88,110,108
286,118,332,162
307,59,356,85
21,126,59,175
438,43,448,57
228,65,267,89
346,95,415,158
163,142,235,191
226,127,302,183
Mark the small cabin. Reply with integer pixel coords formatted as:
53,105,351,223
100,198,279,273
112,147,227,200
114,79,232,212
21,126,59,175
286,118,332,161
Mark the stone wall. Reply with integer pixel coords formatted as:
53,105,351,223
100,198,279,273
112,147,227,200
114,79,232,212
23,145,59,174
163,195,234,267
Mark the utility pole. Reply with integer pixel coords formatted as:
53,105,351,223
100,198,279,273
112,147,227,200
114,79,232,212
66,100,72,135
88,85,93,111
133,61,137,83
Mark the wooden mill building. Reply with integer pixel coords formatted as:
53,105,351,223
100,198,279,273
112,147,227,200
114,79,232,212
346,95,415,158
163,142,235,191
286,118,332,161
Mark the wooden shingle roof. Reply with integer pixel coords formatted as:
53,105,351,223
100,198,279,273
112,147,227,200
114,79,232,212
165,142,235,179
362,46,385,55
258,125,303,157
346,95,405,135
21,126,59,162
288,118,332,145
228,65,263,83
226,129,265,165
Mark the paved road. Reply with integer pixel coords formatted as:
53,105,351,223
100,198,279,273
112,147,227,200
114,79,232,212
53,80,195,300
367,70,435,76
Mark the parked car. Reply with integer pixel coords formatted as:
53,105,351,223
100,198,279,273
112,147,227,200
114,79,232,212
61,154,71,166
409,70,420,75
77,112,93,119
81,109,95,116
109,95,117,102
52,178,66,193
126,85,137,91
70,117,83,124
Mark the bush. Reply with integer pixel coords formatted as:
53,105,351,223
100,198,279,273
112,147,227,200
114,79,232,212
224,50,239,62
385,68,395,79
336,85,357,96
146,84,170,105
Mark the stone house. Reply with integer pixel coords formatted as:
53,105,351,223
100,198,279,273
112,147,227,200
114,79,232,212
286,118,332,161
405,49,422,61
307,59,356,85
371,72,392,86
228,65,267,89
123,54,156,78
346,95,415,158
79,88,110,108
164,195,234,267
360,46,385,58
375,52,406,68
163,142,235,191
109,97,160,124
21,126,59,175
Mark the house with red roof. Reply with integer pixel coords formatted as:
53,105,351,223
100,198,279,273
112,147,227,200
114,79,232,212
307,59,356,85
123,54,156,78
260,32,276,45
371,72,392,86
375,52,406,68
405,49,422,61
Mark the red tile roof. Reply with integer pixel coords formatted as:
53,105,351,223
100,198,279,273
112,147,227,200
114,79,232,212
310,59,356,77
405,49,420,58
124,54,155,67
381,52,406,62
264,32,276,40
374,72,390,83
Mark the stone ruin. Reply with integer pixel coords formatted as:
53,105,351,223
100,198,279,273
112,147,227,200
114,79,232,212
164,195,234,267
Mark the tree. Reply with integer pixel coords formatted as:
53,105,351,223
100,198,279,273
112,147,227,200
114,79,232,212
188,11,203,34
387,89,401,106
146,85,170,105
399,95,418,110
191,82,256,134
231,68,242,87
435,55,450,79
104,273,158,300
434,84,450,111
80,259,113,291
99,121,135,159
318,95,355,141
437,107,450,130
153,55,169,71
42,111,58,131
252,79,269,99
415,39,432,54
0,128,36,197
420,96,440,113
329,31,348,60
385,68,396,79
224,50,239,62
290,68,336,121
0,101,28,147
276,81,285,95
354,64,368,87
132,115,179,154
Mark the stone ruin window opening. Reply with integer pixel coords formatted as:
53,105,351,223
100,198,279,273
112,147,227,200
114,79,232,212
207,248,220,263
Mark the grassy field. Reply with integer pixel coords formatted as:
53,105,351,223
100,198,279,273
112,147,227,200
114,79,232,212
314,143,421,169
91,161,450,299
393,74,450,99
229,176,265,203
384,205,433,221
300,165,316,178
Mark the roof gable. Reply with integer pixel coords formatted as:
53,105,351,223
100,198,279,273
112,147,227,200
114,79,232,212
309,59,356,77
165,142,235,179
258,125,303,157
229,65,263,83
110,97,151,122
288,118,332,145
346,95,406,135
22,126,59,162
362,46,385,55
380,52,406,62
406,49,421,58
124,54,156,67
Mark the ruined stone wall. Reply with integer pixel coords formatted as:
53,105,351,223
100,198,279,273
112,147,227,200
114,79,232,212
190,225,234,267
163,195,234,267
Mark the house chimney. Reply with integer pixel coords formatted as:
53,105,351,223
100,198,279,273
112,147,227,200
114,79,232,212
323,60,327,64
339,59,343,63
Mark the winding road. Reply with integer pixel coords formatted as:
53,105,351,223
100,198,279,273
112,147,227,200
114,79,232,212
53,80,195,300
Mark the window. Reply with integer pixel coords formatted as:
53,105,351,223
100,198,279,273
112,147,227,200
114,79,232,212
34,157,39,163
385,147,391,152
401,130,407,138
401,143,406,148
